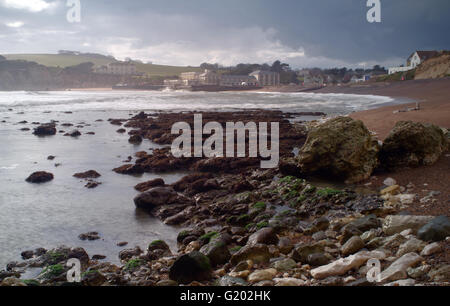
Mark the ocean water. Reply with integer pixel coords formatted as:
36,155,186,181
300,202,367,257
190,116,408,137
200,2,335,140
0,90,397,269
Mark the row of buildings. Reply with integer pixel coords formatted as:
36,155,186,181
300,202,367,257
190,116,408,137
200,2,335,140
165,70,280,88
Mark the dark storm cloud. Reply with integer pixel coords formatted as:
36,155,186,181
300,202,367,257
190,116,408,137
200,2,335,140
0,0,449,68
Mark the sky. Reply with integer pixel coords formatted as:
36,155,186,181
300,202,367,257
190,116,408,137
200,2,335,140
0,0,449,68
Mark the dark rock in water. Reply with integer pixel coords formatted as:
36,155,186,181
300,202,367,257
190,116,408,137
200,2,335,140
116,128,126,133
85,181,101,189
113,164,144,175
169,251,212,284
230,244,271,265
64,130,81,137
21,250,34,260
47,156,56,160
92,254,106,260
133,187,192,210
134,178,165,192
128,135,143,144
85,132,95,135
20,128,30,131
247,227,279,246
297,117,380,184
380,121,448,169
418,216,450,242
132,112,147,120
73,170,101,179
148,240,170,253
78,232,100,241
200,239,231,266
119,246,143,261
117,241,128,247
26,171,54,183
33,124,56,136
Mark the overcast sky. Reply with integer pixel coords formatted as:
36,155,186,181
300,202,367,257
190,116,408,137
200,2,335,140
0,0,449,68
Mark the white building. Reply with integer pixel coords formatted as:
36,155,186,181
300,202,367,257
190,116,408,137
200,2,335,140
220,75,258,87
388,50,439,75
249,70,280,86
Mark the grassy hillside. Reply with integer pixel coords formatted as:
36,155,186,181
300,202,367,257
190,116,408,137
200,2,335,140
2,54,201,77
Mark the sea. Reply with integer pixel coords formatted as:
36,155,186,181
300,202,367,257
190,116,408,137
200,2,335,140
0,89,400,269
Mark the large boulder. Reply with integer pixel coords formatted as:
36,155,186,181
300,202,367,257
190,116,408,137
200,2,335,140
169,251,212,284
25,171,54,183
133,187,192,210
297,117,379,183
33,124,56,136
417,216,450,242
380,121,448,169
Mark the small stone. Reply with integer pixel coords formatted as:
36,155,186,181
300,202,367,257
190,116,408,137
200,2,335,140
274,277,305,286
383,178,397,186
271,258,297,272
420,242,442,256
380,185,400,196
341,236,365,256
217,275,248,286
248,268,277,283
384,279,415,286
383,215,434,235
396,237,427,257
312,231,327,241
247,227,279,245
428,265,450,282
378,252,423,283
407,265,431,279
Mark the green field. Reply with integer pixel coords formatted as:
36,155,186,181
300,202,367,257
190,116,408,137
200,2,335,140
2,53,201,77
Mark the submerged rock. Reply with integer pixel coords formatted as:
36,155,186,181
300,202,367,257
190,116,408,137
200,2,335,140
380,121,448,169
73,170,101,179
297,117,380,184
33,124,56,136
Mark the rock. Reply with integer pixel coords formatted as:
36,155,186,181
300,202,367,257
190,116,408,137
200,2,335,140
361,228,381,243
248,268,277,283
420,242,442,256
21,250,34,260
428,265,450,282
68,247,90,265
33,124,56,136
380,185,400,196
81,270,106,286
297,117,380,184
169,251,212,284
417,216,450,242
307,253,330,266
73,170,101,179
277,237,294,254
310,250,386,280
133,187,192,210
382,215,434,235
134,178,165,192
383,177,397,186
341,236,365,256
350,214,381,232
407,265,431,279
64,130,81,137
200,239,231,266
119,246,143,261
128,135,143,144
116,128,126,133
247,227,279,246
230,244,271,266
92,255,107,260
0,277,26,287
156,280,178,286
291,242,324,263
378,252,423,283
396,238,427,257
147,240,170,253
312,231,327,241
271,258,297,272
217,275,248,286
25,171,54,183
380,121,448,169
78,232,100,241
117,241,128,247
274,277,306,286
85,181,101,189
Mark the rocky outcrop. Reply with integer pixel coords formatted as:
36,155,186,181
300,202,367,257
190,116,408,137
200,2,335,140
133,187,193,210
380,121,448,169
297,117,379,183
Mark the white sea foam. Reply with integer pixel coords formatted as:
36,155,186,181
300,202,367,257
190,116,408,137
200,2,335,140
0,90,395,114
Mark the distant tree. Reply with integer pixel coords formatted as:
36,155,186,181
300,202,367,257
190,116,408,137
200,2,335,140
63,62,94,74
